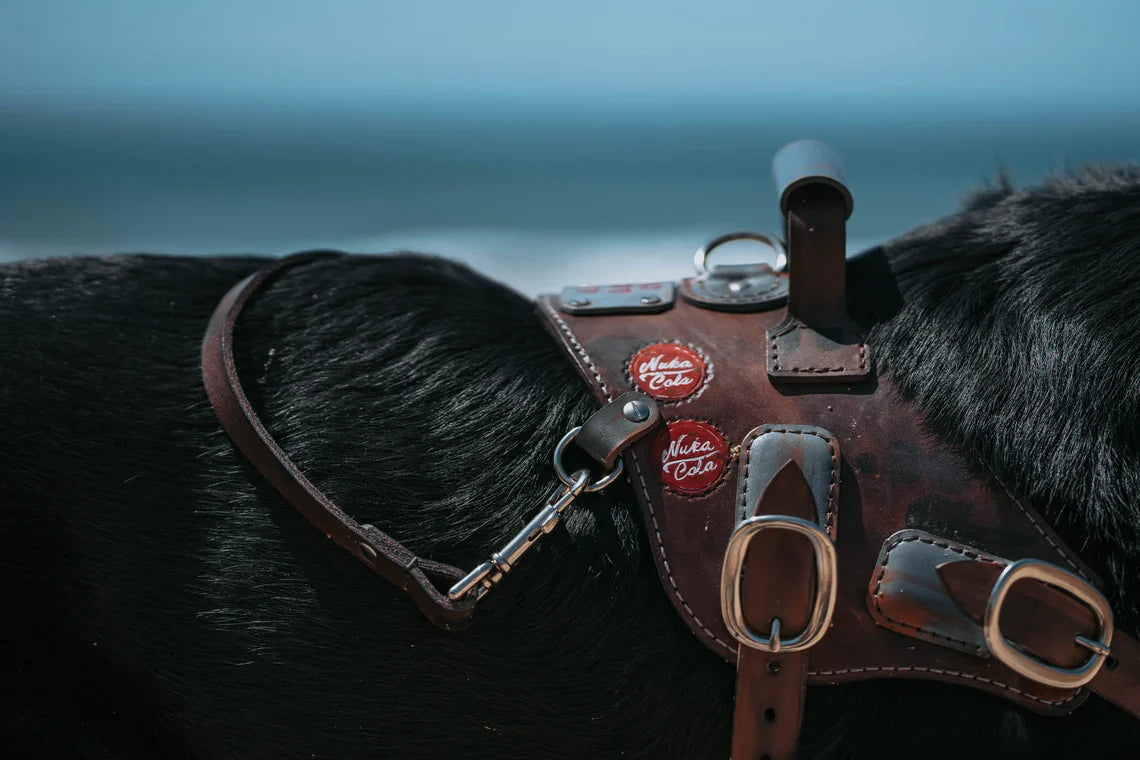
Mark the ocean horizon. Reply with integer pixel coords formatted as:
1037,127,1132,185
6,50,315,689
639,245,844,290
3,97,1139,294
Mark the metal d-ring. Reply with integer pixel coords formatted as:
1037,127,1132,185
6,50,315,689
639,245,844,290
693,231,787,275
553,426,625,493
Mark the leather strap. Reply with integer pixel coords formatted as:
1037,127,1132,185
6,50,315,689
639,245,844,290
732,461,820,760
939,559,1140,719
766,183,870,382
538,289,1089,714
201,252,477,630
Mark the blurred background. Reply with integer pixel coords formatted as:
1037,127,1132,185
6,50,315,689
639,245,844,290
2,0,1139,294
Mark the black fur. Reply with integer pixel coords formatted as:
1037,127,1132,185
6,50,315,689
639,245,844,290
2,166,1140,758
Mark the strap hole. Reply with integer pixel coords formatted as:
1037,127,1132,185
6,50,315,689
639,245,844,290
767,660,781,674
763,708,777,723
1106,656,1119,671
760,755,772,760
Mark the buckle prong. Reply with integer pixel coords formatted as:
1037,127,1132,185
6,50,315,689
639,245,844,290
767,617,782,653
1075,634,1112,658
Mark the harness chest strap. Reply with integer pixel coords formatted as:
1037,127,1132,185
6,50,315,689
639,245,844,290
535,289,1098,710
729,460,831,760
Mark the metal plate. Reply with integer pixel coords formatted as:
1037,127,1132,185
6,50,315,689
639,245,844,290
681,264,788,312
558,282,675,315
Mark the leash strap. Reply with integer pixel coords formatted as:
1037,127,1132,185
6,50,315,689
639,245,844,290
201,252,477,630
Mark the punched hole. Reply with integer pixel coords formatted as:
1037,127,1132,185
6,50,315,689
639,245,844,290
764,708,777,723
760,755,772,760
767,660,781,675
1106,656,1119,671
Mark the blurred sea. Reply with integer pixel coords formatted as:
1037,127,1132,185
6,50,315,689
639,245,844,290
3,99,1139,294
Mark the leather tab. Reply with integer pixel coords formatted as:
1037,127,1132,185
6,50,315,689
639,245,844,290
737,425,838,534
574,391,662,469
767,184,870,382
732,461,822,760
868,530,1001,656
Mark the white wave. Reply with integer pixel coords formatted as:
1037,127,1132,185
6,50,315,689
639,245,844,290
0,227,879,296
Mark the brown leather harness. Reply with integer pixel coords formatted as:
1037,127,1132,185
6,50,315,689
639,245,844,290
203,141,1140,758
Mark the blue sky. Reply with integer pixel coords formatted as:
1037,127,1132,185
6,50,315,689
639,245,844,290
2,0,1139,110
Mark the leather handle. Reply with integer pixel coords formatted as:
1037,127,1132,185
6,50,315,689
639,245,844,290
785,184,850,327
766,142,871,382
201,252,477,630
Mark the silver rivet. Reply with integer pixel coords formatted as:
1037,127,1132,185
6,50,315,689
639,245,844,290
639,295,661,305
728,280,750,293
623,399,651,422
568,298,590,307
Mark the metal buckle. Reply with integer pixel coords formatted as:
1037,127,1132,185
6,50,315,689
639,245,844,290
983,559,1114,689
719,515,838,653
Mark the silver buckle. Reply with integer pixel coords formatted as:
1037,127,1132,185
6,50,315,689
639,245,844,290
719,515,838,653
983,559,1114,689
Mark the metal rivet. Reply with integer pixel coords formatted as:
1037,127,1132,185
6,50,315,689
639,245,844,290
623,399,651,422
639,295,661,305
568,298,590,307
360,542,378,561
728,281,749,293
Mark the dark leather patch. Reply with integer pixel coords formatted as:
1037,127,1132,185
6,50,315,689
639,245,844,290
736,425,838,535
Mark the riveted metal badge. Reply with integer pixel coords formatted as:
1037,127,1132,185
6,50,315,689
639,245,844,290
629,343,708,401
651,420,730,495
559,282,675,315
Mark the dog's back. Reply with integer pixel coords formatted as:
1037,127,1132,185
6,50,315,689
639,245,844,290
4,167,1140,759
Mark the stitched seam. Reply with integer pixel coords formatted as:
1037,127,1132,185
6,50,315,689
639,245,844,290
543,301,612,401
770,326,868,374
739,426,838,536
545,303,731,650
542,303,1076,709
870,534,999,653
624,340,714,406
631,449,732,649
807,666,1080,706
990,474,1089,581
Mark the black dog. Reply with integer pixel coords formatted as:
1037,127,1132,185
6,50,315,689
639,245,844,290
3,167,1140,759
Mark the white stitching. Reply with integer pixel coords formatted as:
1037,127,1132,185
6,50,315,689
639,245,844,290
807,666,1080,707
991,474,1089,581
542,301,611,401
870,533,996,653
544,299,732,647
630,449,733,649
542,299,1079,708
